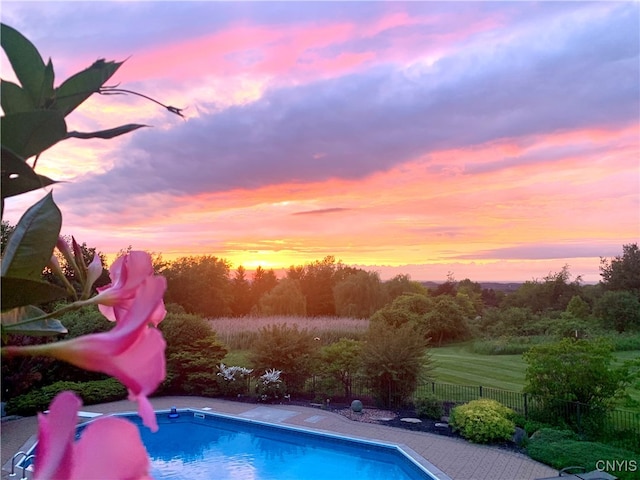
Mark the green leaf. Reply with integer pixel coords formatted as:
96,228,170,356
1,304,67,335
0,80,35,113
55,59,122,117
1,192,62,280
1,146,59,199
66,123,149,140
1,110,67,159
1,23,47,106
40,59,55,107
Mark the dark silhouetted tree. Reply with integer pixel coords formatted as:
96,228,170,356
163,255,231,317
259,278,306,316
383,274,427,302
594,290,640,332
333,270,386,318
600,243,640,296
250,266,278,310
502,265,582,313
230,266,252,316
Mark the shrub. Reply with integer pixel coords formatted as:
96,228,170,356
524,419,558,436
415,394,443,420
2,305,114,399
523,338,629,413
59,304,115,338
450,399,516,444
250,323,318,393
161,337,228,396
159,312,218,356
598,332,640,351
158,312,228,395
6,378,127,416
318,338,362,398
360,321,432,408
49,305,116,384
529,427,579,443
527,428,640,480
470,336,553,355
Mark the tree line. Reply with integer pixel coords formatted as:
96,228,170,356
160,244,640,336
2,221,638,332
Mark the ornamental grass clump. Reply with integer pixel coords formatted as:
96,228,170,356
450,399,516,444
256,368,284,401
216,363,253,396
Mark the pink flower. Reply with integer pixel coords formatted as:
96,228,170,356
4,275,167,431
95,251,165,325
35,391,151,480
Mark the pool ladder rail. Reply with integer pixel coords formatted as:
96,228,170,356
9,451,34,479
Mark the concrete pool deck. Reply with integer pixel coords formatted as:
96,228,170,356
1,396,557,480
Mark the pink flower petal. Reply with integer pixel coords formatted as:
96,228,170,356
101,328,166,431
34,391,79,480
96,251,157,312
71,417,151,480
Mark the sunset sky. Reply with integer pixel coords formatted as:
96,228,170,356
2,1,638,283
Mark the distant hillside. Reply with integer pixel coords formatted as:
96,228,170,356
421,281,522,293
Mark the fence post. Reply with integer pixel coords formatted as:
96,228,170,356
524,393,528,418
432,382,435,394
479,385,483,398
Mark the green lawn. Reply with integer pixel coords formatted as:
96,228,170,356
430,343,640,409
430,343,527,391
224,343,640,410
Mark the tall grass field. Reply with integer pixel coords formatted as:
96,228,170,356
209,316,369,350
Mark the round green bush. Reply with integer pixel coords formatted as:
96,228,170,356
415,394,443,420
450,399,516,444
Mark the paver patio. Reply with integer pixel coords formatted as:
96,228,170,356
1,396,557,480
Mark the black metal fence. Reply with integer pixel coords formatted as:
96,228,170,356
305,377,640,451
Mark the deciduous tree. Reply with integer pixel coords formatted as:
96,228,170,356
258,278,306,316
594,290,640,332
250,266,278,310
163,255,231,317
383,274,427,302
361,321,433,408
319,338,362,397
600,243,640,296
523,338,633,416
333,270,386,318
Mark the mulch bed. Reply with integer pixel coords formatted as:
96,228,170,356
227,396,526,454
331,405,527,454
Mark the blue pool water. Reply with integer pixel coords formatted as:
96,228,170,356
123,409,437,480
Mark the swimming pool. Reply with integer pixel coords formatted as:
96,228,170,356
14,408,448,480
137,409,441,480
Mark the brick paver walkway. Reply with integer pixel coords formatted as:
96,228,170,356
1,396,557,480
